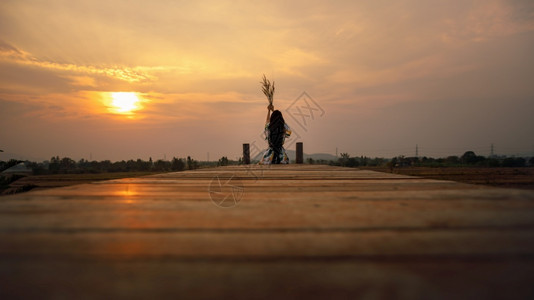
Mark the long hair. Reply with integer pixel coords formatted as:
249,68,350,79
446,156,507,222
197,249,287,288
268,110,285,163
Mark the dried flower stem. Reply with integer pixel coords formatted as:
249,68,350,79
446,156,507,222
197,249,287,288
260,74,275,106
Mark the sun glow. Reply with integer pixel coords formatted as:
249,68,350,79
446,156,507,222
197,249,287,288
109,92,142,115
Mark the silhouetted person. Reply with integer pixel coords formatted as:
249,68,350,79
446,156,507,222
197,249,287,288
259,105,292,164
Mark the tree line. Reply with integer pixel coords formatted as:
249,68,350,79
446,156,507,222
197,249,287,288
1,156,202,175
333,151,533,168
1,150,533,176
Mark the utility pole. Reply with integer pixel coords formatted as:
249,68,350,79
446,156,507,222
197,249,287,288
415,144,419,158
490,143,494,157
336,147,338,158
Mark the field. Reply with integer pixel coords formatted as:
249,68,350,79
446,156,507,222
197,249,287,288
362,166,534,190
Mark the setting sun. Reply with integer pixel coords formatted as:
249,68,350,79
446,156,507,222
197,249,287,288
109,92,142,115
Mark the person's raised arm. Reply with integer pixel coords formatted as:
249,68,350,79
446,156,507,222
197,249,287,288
266,104,274,124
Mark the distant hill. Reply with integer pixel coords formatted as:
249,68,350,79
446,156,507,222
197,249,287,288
252,149,337,162
303,152,338,161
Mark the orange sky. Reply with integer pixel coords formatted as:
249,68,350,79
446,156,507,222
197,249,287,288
1,0,533,161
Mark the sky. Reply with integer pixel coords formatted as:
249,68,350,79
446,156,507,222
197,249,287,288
1,0,533,162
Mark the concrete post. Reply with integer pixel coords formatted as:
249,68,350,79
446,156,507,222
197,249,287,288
243,143,250,165
296,142,303,164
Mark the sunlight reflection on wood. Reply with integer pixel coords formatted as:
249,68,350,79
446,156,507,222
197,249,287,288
115,184,138,204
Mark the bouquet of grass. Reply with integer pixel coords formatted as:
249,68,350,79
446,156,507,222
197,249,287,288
261,74,275,110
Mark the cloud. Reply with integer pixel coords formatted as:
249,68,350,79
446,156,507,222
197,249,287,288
0,39,24,56
0,40,156,83
441,0,534,43
1,0,533,160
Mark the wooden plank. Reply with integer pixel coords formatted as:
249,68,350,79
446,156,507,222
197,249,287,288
0,206,533,232
2,260,534,299
1,165,534,299
2,230,534,258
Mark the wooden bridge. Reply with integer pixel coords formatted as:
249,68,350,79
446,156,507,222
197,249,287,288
1,165,534,299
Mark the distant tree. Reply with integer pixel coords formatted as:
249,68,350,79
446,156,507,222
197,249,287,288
338,153,360,167
154,159,171,172
187,156,193,170
502,157,526,168
59,157,76,171
396,155,407,167
445,156,460,165
461,151,485,165
368,157,385,167
110,160,127,172
218,156,229,166
171,157,185,171
348,157,359,167
77,159,91,172
49,156,60,173
387,157,396,171
100,160,112,172
28,161,46,175
461,151,476,164
339,153,350,167
186,156,198,170
484,158,501,167
138,159,151,171
124,159,135,172
89,160,101,172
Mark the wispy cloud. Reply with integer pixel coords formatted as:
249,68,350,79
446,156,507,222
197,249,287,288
0,40,155,83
